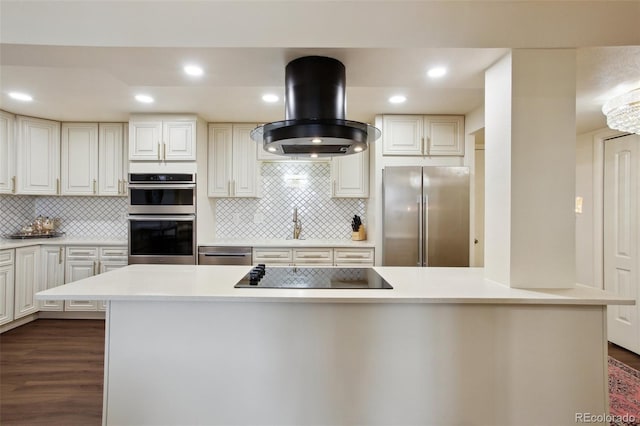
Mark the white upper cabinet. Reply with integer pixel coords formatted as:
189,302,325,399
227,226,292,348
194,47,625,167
331,151,369,198
208,123,259,198
16,116,61,195
129,116,196,161
163,120,196,160
99,123,126,196
61,123,99,195
61,122,126,196
382,115,464,156
0,111,16,194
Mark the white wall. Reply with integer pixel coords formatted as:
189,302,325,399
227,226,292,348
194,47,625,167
576,131,596,287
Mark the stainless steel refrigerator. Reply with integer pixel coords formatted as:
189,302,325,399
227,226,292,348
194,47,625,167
382,166,470,267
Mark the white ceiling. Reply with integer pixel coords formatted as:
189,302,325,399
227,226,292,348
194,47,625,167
1,1,638,135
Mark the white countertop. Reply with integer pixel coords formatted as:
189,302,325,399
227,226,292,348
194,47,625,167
36,264,633,305
0,236,127,250
198,238,375,248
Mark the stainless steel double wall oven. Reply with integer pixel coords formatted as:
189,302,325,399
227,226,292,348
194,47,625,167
127,173,196,264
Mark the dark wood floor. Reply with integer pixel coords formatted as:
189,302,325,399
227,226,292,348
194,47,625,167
0,319,105,426
2,320,640,425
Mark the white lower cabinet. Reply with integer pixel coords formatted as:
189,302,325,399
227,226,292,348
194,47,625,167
292,248,333,266
334,248,375,266
0,250,15,326
65,245,127,312
253,247,374,266
40,246,65,311
14,246,40,319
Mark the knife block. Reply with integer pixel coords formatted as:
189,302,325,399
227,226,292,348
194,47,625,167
352,225,366,241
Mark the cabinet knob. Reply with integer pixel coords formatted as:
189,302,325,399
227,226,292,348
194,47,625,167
11,176,16,193
93,179,97,194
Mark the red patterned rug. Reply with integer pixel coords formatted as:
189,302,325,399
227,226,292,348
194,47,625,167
609,356,640,425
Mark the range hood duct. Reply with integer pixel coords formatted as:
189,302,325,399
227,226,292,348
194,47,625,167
251,56,380,157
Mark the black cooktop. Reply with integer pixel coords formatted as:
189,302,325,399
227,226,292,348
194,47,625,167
234,266,393,289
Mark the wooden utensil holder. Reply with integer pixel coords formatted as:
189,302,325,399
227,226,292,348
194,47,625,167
352,225,366,241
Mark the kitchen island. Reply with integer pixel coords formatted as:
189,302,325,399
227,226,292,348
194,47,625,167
37,265,632,426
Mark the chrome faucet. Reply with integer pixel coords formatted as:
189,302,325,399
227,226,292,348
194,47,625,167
292,207,302,239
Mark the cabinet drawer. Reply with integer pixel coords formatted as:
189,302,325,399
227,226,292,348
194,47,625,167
66,247,98,258
293,248,333,265
334,248,374,264
100,247,128,258
0,249,14,265
253,248,292,264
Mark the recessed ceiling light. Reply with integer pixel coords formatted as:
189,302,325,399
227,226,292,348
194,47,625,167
184,65,204,77
262,94,279,103
389,95,406,104
427,67,447,78
311,138,322,144
135,94,154,103
9,92,33,101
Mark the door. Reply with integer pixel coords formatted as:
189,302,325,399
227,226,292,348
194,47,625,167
16,116,60,195
129,121,161,160
40,246,65,311
163,120,196,161
424,167,470,267
231,124,258,197
381,115,423,155
65,259,98,311
331,152,369,198
208,124,233,197
605,134,640,352
0,110,15,194
382,167,422,266
474,146,485,267
61,123,99,195
424,116,464,156
0,251,15,326
14,246,40,319
99,123,125,196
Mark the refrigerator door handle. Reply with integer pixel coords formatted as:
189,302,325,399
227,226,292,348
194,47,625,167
418,196,423,266
423,194,429,267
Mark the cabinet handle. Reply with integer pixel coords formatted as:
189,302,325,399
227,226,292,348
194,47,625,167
228,181,232,196
117,179,121,194
11,176,16,193
158,143,161,160
56,178,60,195
59,247,63,264
93,260,98,274
93,179,97,194
163,143,166,160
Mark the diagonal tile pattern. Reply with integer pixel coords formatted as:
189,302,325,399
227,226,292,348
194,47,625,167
216,162,366,239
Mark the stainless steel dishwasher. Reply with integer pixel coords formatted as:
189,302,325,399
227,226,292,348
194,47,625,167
198,246,252,265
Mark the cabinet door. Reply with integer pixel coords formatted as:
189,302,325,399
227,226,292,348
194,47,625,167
64,259,98,311
61,123,99,195
293,248,333,266
208,124,233,197
424,116,464,156
98,259,127,311
40,246,65,311
0,250,15,326
129,121,162,160
0,111,15,194
14,246,40,319
232,124,258,197
16,116,60,195
382,115,423,156
99,123,125,196
163,120,196,161
334,248,375,266
331,151,369,198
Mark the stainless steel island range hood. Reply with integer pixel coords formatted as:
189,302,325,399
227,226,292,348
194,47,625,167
251,56,380,157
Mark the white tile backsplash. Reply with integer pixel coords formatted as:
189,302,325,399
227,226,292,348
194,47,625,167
216,162,366,239
0,195,127,238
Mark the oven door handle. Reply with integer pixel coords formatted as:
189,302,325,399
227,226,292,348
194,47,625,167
128,184,196,190
127,215,196,221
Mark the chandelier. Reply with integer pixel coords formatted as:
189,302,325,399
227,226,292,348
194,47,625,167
602,88,640,135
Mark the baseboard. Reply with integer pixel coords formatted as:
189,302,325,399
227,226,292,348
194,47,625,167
1,311,106,333
0,313,39,333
